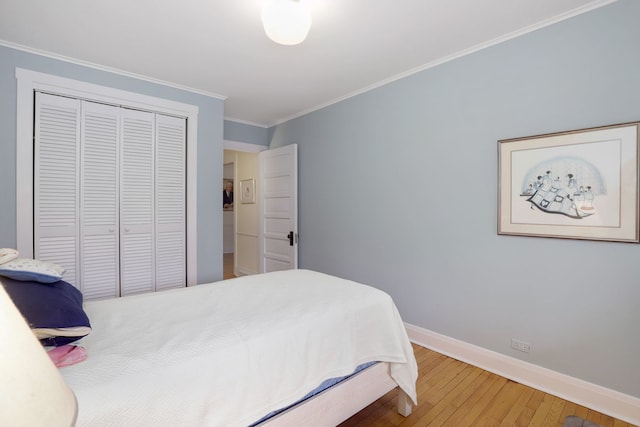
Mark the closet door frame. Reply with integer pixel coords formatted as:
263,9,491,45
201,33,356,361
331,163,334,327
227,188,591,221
15,68,199,286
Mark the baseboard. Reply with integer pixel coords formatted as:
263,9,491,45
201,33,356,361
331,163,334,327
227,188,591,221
236,267,257,276
405,323,640,426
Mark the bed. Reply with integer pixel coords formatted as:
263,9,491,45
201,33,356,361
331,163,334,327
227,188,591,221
7,269,418,426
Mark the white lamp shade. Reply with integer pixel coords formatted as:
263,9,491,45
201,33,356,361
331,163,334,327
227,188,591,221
261,0,312,45
0,285,77,427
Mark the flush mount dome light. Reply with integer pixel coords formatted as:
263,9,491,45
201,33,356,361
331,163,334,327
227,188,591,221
261,0,312,46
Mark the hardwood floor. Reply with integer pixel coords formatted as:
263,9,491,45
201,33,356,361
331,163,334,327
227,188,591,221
338,344,636,427
223,252,235,279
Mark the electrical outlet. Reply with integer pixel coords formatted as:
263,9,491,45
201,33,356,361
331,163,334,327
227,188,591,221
511,338,531,353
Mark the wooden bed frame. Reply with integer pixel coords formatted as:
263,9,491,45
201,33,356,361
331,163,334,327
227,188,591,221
261,362,413,426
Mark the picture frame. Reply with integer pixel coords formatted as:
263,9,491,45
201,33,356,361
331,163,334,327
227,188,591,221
223,178,234,211
240,178,256,204
498,122,640,243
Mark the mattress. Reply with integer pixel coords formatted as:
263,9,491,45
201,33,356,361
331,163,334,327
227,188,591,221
250,361,376,426
61,269,418,426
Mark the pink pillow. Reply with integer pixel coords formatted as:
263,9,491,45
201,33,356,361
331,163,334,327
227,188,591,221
47,345,87,368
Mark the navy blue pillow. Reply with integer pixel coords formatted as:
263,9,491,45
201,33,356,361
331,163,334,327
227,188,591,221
1,277,91,346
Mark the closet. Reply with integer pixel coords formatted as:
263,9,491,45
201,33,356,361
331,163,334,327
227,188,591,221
34,92,186,300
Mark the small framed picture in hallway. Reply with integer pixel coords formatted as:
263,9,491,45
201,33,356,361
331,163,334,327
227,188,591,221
240,178,256,204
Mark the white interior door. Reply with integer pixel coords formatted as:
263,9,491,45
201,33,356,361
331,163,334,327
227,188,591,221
259,144,298,272
34,92,81,286
33,91,187,298
80,100,120,300
120,108,155,295
155,113,186,291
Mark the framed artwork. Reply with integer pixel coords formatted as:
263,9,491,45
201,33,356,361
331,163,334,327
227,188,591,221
240,178,256,204
223,178,234,211
498,122,640,243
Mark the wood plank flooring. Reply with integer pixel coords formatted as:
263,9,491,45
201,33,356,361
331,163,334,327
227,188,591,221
338,344,636,427
223,252,235,279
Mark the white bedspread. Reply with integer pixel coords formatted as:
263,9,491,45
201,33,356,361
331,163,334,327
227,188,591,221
61,269,418,427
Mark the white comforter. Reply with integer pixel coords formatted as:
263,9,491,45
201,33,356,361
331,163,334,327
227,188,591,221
62,269,418,427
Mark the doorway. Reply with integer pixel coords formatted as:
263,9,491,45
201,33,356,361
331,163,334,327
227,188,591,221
223,252,235,279
222,141,267,279
223,160,235,279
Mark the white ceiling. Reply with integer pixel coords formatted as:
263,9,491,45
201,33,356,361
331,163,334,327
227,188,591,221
0,0,615,127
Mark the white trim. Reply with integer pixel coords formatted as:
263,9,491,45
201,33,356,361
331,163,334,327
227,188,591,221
236,232,259,238
236,267,258,277
405,323,640,426
223,117,269,129
223,139,269,153
2,40,226,101
15,67,199,286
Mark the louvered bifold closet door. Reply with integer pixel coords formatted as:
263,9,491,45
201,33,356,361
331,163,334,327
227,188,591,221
155,114,186,290
80,101,120,299
34,93,81,286
120,108,156,295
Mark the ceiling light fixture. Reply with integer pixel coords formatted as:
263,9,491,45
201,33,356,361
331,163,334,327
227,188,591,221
261,0,312,46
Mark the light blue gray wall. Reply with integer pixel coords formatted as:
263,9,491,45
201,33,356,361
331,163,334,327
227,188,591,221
269,0,640,397
0,45,225,283
224,119,269,146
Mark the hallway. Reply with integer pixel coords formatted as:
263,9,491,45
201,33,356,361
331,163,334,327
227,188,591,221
223,253,235,279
